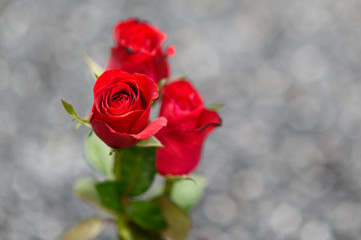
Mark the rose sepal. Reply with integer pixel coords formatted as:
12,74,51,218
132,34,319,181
136,136,164,148
85,56,104,80
61,99,91,129
207,103,224,111
157,78,167,92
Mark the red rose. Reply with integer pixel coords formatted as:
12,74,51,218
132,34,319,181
90,69,167,148
107,18,175,83
155,80,221,175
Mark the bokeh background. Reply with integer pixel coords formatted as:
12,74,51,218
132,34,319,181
1,0,361,239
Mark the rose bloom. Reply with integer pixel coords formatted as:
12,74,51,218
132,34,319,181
156,80,221,175
107,18,175,83
90,69,167,148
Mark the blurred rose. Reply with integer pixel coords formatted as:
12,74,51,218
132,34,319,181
90,69,167,148
107,18,175,83
156,80,221,175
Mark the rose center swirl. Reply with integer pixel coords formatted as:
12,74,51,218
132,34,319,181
105,90,137,115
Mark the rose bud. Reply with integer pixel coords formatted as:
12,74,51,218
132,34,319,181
155,80,221,175
90,69,167,148
107,18,175,83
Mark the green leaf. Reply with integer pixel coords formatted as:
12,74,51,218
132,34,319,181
61,99,92,129
85,55,104,80
127,223,163,240
126,201,167,231
84,133,114,178
154,196,191,240
207,103,224,111
117,216,163,240
58,217,103,240
95,181,127,212
145,175,207,212
61,99,77,115
74,178,102,208
113,147,157,196
73,178,115,215
170,175,207,211
117,215,133,240
136,136,164,148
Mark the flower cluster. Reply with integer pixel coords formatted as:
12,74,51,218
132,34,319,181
91,18,221,176
61,18,221,240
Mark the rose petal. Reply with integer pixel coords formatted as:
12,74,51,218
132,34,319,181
90,116,167,149
93,69,134,95
107,47,168,83
166,45,176,56
196,109,222,134
91,104,145,133
133,73,158,102
113,18,167,53
155,128,204,175
155,79,222,175
106,47,123,70
160,81,204,117
155,110,220,175
90,118,139,148
130,117,167,140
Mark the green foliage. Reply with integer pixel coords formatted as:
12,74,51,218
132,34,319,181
207,103,224,111
154,196,191,240
136,136,164,148
127,223,163,240
176,74,188,80
62,99,77,115
73,178,116,215
95,181,127,212
85,55,104,80
84,133,114,178
157,78,167,91
170,175,207,211
74,179,102,209
113,147,157,196
117,217,163,240
126,201,167,231
146,174,207,212
61,99,91,129
58,217,103,240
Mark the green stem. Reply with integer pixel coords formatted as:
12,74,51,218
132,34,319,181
112,149,133,240
113,149,123,181
164,177,175,197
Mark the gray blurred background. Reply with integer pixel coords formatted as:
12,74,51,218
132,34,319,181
1,0,361,239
